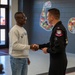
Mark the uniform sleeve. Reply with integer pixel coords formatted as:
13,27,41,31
47,27,66,54
9,30,30,51
39,42,50,49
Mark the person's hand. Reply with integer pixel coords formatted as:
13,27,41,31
30,44,39,51
42,47,48,54
28,58,30,65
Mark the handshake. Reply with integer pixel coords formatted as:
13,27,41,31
30,44,48,54
30,44,39,51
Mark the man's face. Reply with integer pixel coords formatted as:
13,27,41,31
47,12,53,25
16,13,27,26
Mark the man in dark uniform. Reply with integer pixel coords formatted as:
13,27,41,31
34,8,68,75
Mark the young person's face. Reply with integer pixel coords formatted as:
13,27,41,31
47,12,54,25
16,13,27,26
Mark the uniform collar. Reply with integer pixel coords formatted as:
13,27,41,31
53,21,62,28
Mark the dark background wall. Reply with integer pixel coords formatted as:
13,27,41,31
18,0,34,43
18,0,75,54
